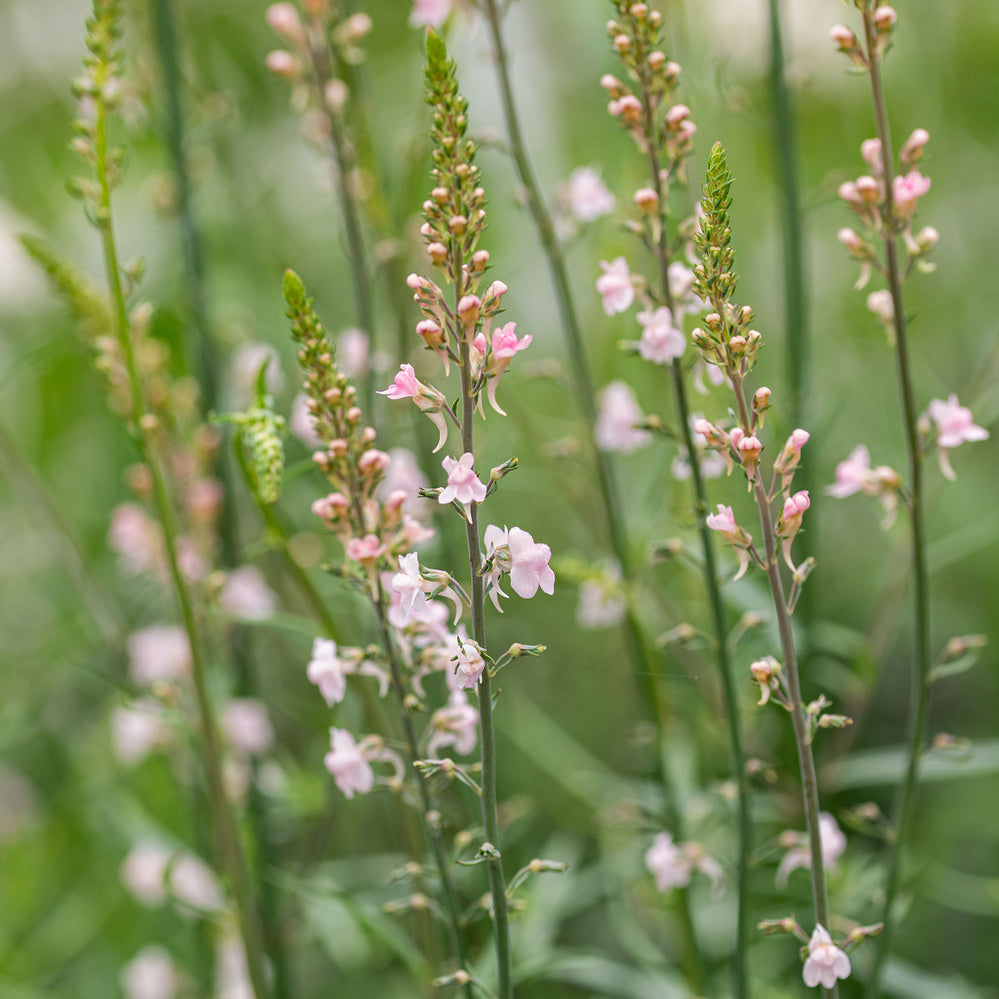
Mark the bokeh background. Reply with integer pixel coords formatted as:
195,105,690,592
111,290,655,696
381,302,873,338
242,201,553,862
1,0,997,996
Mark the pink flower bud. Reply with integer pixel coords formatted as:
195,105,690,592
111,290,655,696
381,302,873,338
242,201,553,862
324,78,349,113
901,128,930,165
856,175,880,202
861,138,883,172
266,3,307,46
830,24,855,49
427,241,448,265
837,227,864,254
457,294,481,326
873,6,897,31
633,187,659,211
665,103,691,128
265,50,299,79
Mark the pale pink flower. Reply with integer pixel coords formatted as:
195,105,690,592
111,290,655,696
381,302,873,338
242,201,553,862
861,137,883,172
120,841,171,906
594,381,651,453
892,169,931,215
706,504,737,536
562,166,615,222
827,444,872,498
491,322,532,359
169,853,223,912
324,728,374,799
668,261,700,316
338,327,369,378
221,699,274,756
127,625,191,687
508,527,555,599
219,566,277,620
392,552,431,621
774,428,810,476
596,257,635,315
928,394,989,480
409,0,452,29
379,362,421,399
266,4,306,47
776,812,847,887
645,831,691,892
120,945,180,999
803,924,851,989
289,392,322,448
345,533,384,563
706,504,753,579
439,453,487,514
109,503,162,575
111,700,170,766
637,307,685,363
576,563,626,630
866,289,894,325
427,691,479,757
307,638,349,706
214,933,253,999
452,640,487,690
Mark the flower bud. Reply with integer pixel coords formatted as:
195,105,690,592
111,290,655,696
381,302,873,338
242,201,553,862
324,78,349,113
633,187,659,211
265,50,299,79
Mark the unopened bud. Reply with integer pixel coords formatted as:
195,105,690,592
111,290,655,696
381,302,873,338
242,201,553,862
265,49,299,79
633,187,659,211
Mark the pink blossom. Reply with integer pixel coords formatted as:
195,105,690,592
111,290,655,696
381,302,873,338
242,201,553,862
409,0,453,28
861,137,883,172
803,925,851,989
108,503,162,575
379,363,421,400
892,169,931,214
392,552,431,621
169,852,223,912
596,257,635,316
111,701,170,766
120,841,171,906
491,322,532,359
324,728,374,799
644,831,691,892
706,504,737,535
345,534,384,564
439,453,487,513
127,625,191,687
337,327,369,378
219,566,277,620
290,392,322,448
427,691,479,757
508,527,555,599
221,699,274,757
706,504,753,579
827,444,872,498
776,812,847,887
307,638,350,706
774,428,810,477
594,381,651,453
120,945,180,999
928,394,989,479
867,289,894,325
266,4,306,47
576,563,625,630
637,307,685,364
452,641,487,690
562,166,615,222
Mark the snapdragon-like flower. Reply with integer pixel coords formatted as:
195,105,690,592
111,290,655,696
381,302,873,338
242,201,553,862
706,504,753,579
324,728,374,799
409,0,453,29
485,322,533,415
561,166,615,223
427,690,479,756
596,257,635,315
439,452,487,518
892,169,931,217
776,490,810,570
776,812,847,887
507,527,555,599
379,363,452,452
637,306,685,364
802,924,851,989
594,381,651,453
644,831,724,894
127,625,191,687
307,638,350,706
927,394,989,479
452,640,487,690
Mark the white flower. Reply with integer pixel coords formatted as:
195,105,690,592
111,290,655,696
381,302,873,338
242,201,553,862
802,924,851,989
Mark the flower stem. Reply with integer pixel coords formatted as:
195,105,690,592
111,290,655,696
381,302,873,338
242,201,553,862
860,11,932,996
479,0,663,758
92,77,270,999
455,254,513,999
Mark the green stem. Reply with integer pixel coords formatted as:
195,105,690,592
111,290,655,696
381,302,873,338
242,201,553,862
93,83,270,999
308,30,376,416
731,375,835,999
148,5,290,994
860,12,931,996
479,0,662,760
456,267,512,999
371,593,475,999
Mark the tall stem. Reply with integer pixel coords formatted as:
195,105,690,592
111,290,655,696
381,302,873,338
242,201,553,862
479,0,663,759
455,258,512,999
860,12,931,996
93,83,270,999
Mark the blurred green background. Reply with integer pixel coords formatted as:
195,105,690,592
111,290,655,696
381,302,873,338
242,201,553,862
1,0,997,996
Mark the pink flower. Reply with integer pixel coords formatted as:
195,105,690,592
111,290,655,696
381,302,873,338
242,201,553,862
637,307,685,364
452,640,487,690
120,945,180,999
827,444,872,498
127,626,191,687
307,638,350,706
379,363,421,400
774,428,810,476
221,699,274,756
219,566,277,620
392,552,431,621
508,526,555,599
706,504,753,579
427,691,479,757
803,924,851,989
706,504,737,535
409,0,453,28
928,394,989,480
491,322,532,359
776,812,847,887
594,381,651,453
324,728,374,799
644,831,691,892
439,453,487,514
892,169,931,215
562,166,615,222
111,701,170,766
596,257,635,315
345,534,384,563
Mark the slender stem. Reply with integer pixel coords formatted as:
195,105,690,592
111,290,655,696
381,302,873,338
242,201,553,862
455,261,512,999
860,12,932,996
731,375,834,999
93,85,270,999
307,29,376,416
479,0,663,761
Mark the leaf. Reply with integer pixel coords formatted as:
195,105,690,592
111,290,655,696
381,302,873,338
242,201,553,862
831,739,999,789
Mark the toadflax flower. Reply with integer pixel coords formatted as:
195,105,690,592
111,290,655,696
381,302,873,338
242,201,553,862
927,394,989,480
409,0,453,29
776,812,846,887
439,452,487,518
637,307,685,364
596,257,635,315
561,166,615,223
324,728,374,799
802,924,851,989
451,640,487,690
594,381,652,453
427,690,479,756
706,504,753,579
508,527,555,599
645,831,724,895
